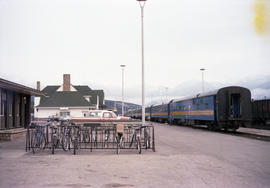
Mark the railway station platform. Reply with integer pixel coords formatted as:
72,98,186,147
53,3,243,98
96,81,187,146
238,127,270,137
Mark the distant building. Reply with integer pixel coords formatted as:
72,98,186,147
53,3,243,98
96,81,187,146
34,74,105,118
0,78,43,130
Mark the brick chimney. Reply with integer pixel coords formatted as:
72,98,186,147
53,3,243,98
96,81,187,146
37,81,40,91
63,74,70,91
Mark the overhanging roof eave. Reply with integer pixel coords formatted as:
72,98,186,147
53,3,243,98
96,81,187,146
0,78,45,96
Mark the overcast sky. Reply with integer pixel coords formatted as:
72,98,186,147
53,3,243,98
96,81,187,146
1,0,270,105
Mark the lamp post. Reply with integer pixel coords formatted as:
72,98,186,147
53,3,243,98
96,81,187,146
165,87,168,103
137,0,147,125
200,68,205,93
120,64,126,116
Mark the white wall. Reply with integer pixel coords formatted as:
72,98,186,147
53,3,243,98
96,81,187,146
69,108,90,117
34,107,91,118
34,97,40,107
34,108,58,118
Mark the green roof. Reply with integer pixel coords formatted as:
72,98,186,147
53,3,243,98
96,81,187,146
42,86,60,96
73,86,92,95
37,85,104,107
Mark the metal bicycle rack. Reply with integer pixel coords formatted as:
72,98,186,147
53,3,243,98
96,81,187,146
26,121,155,155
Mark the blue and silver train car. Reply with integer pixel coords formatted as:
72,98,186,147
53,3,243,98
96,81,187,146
170,91,216,126
127,108,141,119
151,103,169,123
126,86,252,131
135,109,142,119
170,86,252,130
145,106,151,121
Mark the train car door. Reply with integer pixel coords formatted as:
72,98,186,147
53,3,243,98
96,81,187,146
231,94,240,118
167,103,170,123
214,96,218,121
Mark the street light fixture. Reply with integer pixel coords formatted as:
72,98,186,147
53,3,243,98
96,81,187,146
200,68,205,93
120,64,126,116
137,0,147,125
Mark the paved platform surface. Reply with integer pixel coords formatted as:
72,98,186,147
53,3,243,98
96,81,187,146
0,123,270,188
238,127,270,137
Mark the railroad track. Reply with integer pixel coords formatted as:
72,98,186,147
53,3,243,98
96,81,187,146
227,131,270,142
191,125,270,142
156,122,270,142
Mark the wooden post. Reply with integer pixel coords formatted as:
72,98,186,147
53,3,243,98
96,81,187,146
25,95,31,129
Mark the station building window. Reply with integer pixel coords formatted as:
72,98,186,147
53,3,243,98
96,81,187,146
60,111,70,117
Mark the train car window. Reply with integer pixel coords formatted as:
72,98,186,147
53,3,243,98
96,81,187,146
205,103,209,109
200,98,203,104
196,103,200,110
183,105,186,110
192,99,195,105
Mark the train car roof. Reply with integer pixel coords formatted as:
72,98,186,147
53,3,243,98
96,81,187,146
171,86,249,103
171,89,219,103
151,103,169,107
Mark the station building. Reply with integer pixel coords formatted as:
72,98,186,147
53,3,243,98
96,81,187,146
34,74,105,119
0,78,44,140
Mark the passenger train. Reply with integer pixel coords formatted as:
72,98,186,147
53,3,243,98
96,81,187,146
252,98,270,126
126,86,252,131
